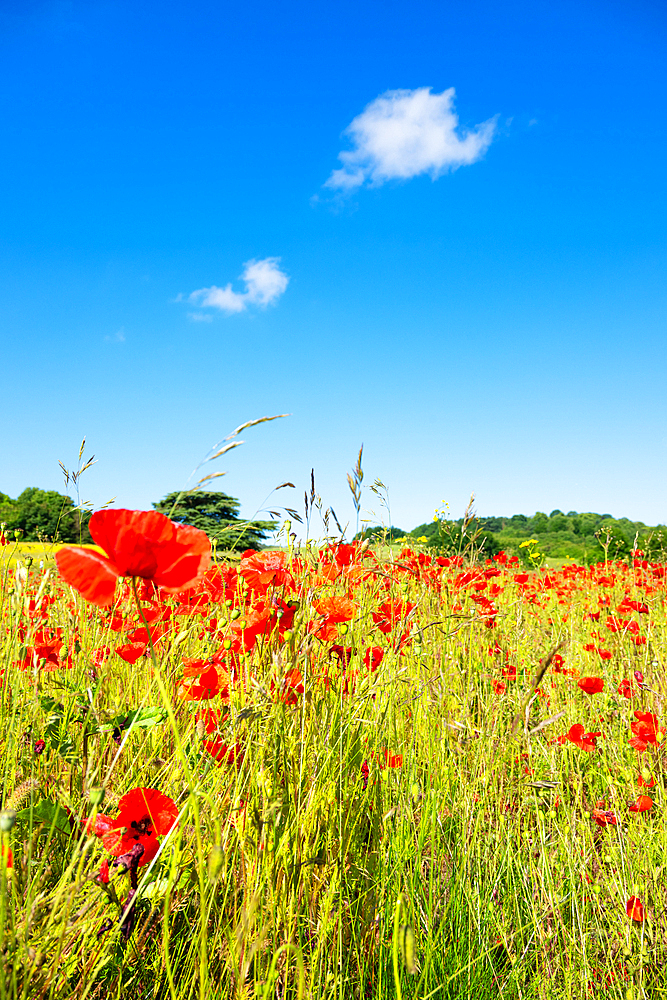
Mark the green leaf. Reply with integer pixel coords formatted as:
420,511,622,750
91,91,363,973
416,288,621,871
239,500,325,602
103,707,167,732
51,735,77,761
15,799,72,836
40,695,63,717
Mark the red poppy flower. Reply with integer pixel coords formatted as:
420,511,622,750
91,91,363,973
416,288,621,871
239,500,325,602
91,645,111,667
493,679,507,695
626,896,644,922
56,509,210,607
371,599,415,634
100,787,178,867
313,594,356,624
330,644,353,666
115,642,147,664
557,723,602,751
629,710,660,751
128,624,168,646
618,679,634,699
276,668,304,705
195,707,225,735
204,740,244,766
578,676,604,695
363,646,384,672
592,808,617,827
384,750,403,768
628,795,653,813
0,843,12,869
238,550,294,593
638,772,656,788
619,599,649,614
179,659,220,700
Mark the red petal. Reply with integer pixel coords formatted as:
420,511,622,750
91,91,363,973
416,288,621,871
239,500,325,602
115,787,179,837
152,523,211,591
55,546,119,606
90,510,172,578
115,642,147,664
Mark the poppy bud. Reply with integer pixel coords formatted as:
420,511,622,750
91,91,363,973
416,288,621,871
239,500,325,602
230,609,241,620
0,810,16,832
208,845,224,882
398,923,417,974
89,787,105,807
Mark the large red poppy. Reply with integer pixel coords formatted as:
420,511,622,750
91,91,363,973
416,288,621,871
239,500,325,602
56,509,210,607
238,550,294,593
99,786,179,866
578,676,604,695
313,594,356,624
626,896,644,922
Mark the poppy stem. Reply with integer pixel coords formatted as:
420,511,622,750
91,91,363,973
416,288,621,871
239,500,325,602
130,577,158,665
392,894,403,1000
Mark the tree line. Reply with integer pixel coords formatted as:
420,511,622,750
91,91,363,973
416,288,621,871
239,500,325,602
358,509,667,564
0,489,275,552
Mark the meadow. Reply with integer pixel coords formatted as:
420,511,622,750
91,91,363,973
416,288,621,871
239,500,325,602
1,513,666,1000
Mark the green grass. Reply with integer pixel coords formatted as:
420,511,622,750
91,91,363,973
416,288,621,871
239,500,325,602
1,542,666,999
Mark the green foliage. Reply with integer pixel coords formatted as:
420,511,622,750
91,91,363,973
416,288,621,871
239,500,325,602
392,509,666,565
153,489,277,552
444,509,661,564
0,487,91,543
354,525,407,542
409,518,500,560
639,526,667,562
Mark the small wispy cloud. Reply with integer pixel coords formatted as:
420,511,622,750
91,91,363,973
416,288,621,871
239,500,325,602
104,327,126,343
185,257,289,317
325,87,496,192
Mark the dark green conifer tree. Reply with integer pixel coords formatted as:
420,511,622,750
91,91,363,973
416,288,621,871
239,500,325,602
153,490,276,552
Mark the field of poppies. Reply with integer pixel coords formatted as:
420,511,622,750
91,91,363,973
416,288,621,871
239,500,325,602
1,507,666,1000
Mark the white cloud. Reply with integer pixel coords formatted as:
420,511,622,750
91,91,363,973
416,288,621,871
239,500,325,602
325,87,496,191
187,257,289,316
104,327,126,343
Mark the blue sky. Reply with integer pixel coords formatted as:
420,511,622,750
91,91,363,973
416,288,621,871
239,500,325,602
2,0,666,535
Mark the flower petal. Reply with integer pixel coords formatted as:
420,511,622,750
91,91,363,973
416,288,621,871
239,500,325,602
55,546,119,606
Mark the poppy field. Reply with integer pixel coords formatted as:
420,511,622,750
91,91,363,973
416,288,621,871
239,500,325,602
2,509,667,1000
